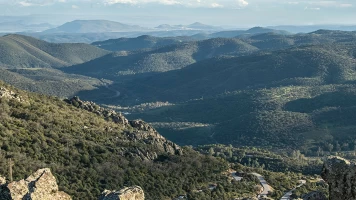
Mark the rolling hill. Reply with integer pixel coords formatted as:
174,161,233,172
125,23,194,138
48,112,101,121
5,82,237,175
92,35,195,51
155,22,222,31
199,27,291,39
117,44,356,102
43,20,148,33
64,38,259,78
3,31,356,155
242,30,356,50
0,68,108,98
0,34,109,68
87,43,356,152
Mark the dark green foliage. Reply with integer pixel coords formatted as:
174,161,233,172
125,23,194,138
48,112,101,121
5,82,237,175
0,82,239,200
92,35,195,51
64,38,258,78
0,34,108,69
0,68,108,98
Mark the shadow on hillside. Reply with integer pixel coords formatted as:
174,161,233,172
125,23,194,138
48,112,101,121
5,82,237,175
284,91,356,113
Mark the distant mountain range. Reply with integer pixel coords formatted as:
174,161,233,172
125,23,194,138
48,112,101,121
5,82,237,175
155,22,222,30
21,21,290,43
43,20,149,33
0,21,54,33
65,38,258,78
268,25,356,33
2,30,356,152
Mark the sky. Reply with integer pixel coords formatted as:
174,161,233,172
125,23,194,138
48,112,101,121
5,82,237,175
0,0,355,27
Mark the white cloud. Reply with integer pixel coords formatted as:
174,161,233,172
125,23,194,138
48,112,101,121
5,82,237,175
72,4,79,8
304,6,320,10
340,3,352,8
308,1,353,8
237,0,248,7
104,0,248,8
211,3,223,8
0,0,251,9
18,1,33,6
105,0,137,5
17,0,55,6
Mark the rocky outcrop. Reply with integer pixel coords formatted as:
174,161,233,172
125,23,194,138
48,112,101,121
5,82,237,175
0,168,71,200
127,120,183,157
0,177,6,185
321,156,356,200
303,191,327,200
66,97,183,159
66,96,129,126
0,87,23,102
98,186,144,200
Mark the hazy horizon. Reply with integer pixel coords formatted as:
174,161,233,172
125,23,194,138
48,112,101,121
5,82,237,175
1,0,356,27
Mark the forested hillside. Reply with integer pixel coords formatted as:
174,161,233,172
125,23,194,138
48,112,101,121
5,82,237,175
0,82,249,200
102,42,356,153
0,34,108,68
2,31,356,155
65,38,258,78
92,35,194,51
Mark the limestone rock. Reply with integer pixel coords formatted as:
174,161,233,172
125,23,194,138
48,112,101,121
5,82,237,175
126,120,183,157
98,186,144,200
129,120,157,132
66,96,129,126
66,97,183,159
0,176,6,185
0,87,23,102
0,168,71,200
321,156,356,200
302,191,327,200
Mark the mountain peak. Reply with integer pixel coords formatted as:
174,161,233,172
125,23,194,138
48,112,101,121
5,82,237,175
190,22,205,26
43,20,147,33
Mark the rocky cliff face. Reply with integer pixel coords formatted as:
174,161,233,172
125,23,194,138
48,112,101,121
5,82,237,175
127,120,183,156
98,186,145,200
66,96,183,160
0,168,71,200
321,156,356,200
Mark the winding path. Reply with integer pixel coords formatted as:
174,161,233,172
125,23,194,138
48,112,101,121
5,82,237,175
104,84,120,98
280,180,306,200
251,173,274,198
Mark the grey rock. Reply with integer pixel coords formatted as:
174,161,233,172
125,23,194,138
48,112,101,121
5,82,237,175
0,87,23,102
98,186,144,200
0,168,71,200
66,96,129,126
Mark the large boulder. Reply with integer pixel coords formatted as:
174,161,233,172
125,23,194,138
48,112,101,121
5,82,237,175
98,186,144,200
321,156,355,200
0,168,71,200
